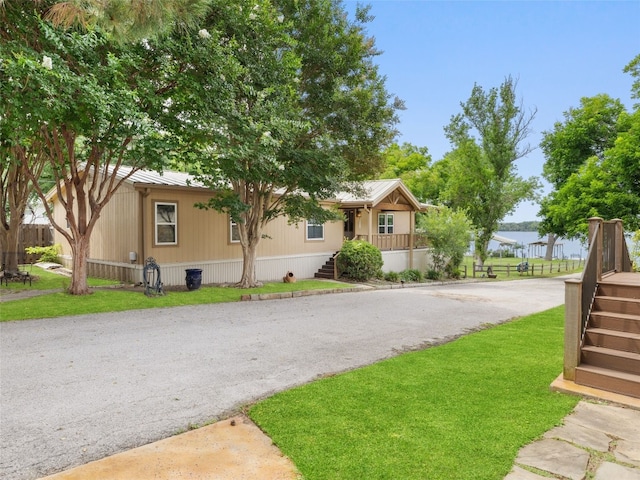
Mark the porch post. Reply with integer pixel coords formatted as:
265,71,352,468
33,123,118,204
409,211,414,269
368,207,373,245
564,278,582,381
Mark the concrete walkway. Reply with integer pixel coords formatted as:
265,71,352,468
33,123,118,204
506,401,640,480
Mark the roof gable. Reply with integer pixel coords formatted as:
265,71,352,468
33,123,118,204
334,179,424,211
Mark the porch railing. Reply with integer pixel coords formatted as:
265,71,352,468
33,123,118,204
354,233,429,251
563,217,634,380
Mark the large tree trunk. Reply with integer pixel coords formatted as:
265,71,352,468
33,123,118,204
3,222,21,274
1,160,35,274
238,242,260,288
68,235,90,295
544,233,557,261
474,233,491,266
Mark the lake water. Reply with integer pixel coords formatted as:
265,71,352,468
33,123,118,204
485,231,588,260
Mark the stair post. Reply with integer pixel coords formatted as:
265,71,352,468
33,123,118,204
613,218,624,273
564,278,582,381
588,217,603,281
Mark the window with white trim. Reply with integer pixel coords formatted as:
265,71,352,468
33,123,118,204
230,219,240,243
378,213,394,234
155,202,177,245
306,219,324,240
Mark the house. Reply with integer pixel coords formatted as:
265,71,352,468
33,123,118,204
48,167,432,286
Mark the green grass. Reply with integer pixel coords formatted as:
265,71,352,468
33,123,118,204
2,265,118,290
249,306,578,480
0,276,351,322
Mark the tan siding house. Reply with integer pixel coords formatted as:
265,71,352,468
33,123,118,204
49,168,431,286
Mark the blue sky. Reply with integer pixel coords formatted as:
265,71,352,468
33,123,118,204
343,0,640,222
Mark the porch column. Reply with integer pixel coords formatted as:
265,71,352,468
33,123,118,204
409,211,414,269
564,278,582,380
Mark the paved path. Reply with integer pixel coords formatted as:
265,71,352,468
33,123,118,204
2,277,573,480
506,401,640,479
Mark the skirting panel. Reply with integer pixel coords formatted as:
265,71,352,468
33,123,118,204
83,252,337,286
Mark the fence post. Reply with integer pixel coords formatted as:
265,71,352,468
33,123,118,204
564,278,582,381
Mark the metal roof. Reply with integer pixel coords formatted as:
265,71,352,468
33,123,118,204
48,166,428,211
115,166,206,188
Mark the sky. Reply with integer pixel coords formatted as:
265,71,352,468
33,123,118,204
343,0,640,222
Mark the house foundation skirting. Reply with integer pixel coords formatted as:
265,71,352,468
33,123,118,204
57,248,433,286
381,248,432,273
59,252,338,286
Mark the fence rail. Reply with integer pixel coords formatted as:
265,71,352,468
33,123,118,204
472,260,584,278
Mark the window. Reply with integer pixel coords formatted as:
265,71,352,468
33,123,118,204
230,219,240,243
378,213,394,234
306,219,324,240
155,202,177,245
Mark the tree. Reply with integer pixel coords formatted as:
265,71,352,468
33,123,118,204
160,0,402,287
378,143,433,201
539,57,640,240
438,76,540,264
624,53,640,109
40,0,211,41
538,94,626,257
539,108,640,238
1,2,172,294
418,206,472,277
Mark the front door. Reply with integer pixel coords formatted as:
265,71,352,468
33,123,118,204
344,209,355,239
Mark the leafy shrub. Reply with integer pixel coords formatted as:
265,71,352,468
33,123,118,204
337,240,383,281
418,207,471,276
384,271,400,282
25,244,61,264
445,265,462,279
426,269,441,281
400,269,423,282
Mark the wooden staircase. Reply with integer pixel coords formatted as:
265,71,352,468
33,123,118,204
575,273,640,398
314,252,338,279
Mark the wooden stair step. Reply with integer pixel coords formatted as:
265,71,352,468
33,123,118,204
590,311,640,333
597,280,640,299
593,296,640,316
581,346,640,375
584,328,640,352
575,365,640,399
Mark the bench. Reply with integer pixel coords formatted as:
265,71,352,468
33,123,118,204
1,270,32,287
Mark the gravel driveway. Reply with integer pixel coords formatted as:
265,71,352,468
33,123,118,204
0,276,574,480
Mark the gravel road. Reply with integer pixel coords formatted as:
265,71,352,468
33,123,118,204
0,276,574,480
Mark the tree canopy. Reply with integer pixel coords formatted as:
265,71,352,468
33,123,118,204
378,143,432,201
430,76,540,264
1,0,176,293
539,55,640,239
152,0,402,287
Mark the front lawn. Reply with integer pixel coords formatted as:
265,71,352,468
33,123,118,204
0,272,351,322
249,306,578,479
